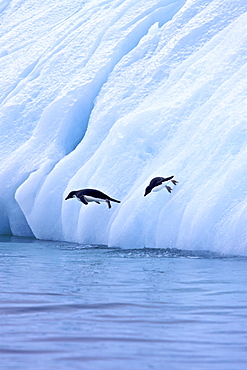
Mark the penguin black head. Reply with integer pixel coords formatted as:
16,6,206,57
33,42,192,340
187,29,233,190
65,191,77,200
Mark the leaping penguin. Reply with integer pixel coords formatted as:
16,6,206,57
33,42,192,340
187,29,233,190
144,176,178,196
65,188,121,209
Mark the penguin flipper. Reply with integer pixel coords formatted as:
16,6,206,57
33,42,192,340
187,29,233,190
80,196,88,205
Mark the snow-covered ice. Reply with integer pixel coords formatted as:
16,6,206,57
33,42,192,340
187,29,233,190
0,0,247,254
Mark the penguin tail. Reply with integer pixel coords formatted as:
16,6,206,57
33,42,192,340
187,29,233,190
108,197,121,204
163,175,174,182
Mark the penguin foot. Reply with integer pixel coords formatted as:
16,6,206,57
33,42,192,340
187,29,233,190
165,185,172,193
171,180,178,185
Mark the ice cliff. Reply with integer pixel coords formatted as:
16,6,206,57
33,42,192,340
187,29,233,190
0,0,247,253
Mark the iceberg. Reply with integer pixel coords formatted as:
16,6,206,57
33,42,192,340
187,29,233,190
0,0,246,254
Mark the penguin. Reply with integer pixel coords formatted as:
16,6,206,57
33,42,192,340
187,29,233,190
65,188,121,209
144,176,178,196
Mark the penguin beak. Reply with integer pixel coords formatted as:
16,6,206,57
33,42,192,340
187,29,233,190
144,188,151,196
65,193,71,200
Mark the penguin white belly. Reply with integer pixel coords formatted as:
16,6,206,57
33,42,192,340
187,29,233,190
152,183,167,192
84,195,105,203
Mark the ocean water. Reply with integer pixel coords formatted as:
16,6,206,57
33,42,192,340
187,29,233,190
1,236,247,370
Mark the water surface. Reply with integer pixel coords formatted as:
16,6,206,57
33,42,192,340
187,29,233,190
1,236,247,370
